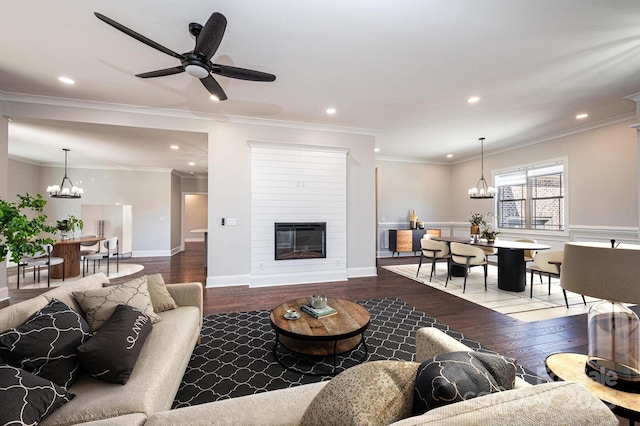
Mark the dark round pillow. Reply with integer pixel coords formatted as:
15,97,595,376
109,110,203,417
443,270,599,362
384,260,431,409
413,351,516,415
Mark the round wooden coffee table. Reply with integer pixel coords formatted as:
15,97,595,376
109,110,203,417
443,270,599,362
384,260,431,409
269,298,371,375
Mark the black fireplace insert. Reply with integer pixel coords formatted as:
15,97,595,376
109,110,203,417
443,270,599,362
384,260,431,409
274,222,326,260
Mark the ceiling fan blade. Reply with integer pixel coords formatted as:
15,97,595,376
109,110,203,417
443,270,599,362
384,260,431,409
200,75,228,101
94,12,184,60
136,66,185,78
211,64,276,82
194,12,227,61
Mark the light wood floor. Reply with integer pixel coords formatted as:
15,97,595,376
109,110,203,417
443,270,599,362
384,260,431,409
6,242,636,386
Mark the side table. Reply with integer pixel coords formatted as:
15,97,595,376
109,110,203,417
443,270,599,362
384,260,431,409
546,352,640,425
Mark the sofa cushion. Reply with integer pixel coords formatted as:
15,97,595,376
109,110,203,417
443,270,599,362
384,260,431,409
0,364,74,425
300,361,419,426
73,276,161,331
390,381,618,426
144,274,177,312
77,304,153,384
0,299,92,388
413,351,516,415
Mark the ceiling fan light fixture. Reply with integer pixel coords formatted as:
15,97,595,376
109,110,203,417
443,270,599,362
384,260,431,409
185,64,210,79
210,94,220,102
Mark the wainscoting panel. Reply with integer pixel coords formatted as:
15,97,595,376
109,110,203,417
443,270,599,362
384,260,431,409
249,141,349,286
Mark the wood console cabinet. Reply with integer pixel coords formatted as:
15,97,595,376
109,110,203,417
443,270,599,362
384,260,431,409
389,229,423,256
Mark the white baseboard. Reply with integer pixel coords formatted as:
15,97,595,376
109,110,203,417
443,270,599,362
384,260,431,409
249,270,348,287
206,274,251,287
347,267,377,278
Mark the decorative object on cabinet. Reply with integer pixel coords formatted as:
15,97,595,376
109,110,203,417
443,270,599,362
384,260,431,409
409,210,418,230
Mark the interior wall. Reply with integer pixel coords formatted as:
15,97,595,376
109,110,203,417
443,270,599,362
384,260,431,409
207,122,376,287
170,172,181,253
375,159,452,254
184,194,208,242
450,118,638,245
9,160,174,256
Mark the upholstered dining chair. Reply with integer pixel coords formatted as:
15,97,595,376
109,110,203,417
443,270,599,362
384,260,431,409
416,238,450,282
84,236,119,276
528,249,586,308
446,242,488,293
17,244,64,289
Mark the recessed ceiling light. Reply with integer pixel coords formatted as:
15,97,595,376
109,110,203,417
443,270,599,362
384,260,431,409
210,95,220,102
374,148,380,153
58,76,76,85
188,162,195,166
446,154,453,158
576,113,589,119
170,145,179,150
326,107,336,115
467,96,480,104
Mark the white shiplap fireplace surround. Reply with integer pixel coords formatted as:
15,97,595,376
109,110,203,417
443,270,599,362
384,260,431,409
248,141,349,287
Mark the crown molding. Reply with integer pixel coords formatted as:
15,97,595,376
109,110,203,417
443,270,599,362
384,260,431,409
0,90,379,135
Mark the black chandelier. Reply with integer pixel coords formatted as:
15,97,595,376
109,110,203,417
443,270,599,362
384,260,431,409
468,137,497,199
46,149,83,199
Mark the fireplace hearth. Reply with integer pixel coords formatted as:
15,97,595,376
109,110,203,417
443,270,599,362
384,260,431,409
275,222,326,260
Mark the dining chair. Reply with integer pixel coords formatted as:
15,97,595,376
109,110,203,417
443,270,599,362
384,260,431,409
528,249,586,308
17,244,64,289
416,238,450,282
80,235,100,276
84,236,119,276
446,242,488,293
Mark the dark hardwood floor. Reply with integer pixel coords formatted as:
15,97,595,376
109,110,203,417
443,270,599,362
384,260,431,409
4,242,627,383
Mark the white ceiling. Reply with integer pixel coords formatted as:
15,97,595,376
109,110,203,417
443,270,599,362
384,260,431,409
1,0,640,174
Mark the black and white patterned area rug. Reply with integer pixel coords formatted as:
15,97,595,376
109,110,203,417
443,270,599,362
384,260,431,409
173,298,544,408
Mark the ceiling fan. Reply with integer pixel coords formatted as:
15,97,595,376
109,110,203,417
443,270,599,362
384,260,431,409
94,12,276,101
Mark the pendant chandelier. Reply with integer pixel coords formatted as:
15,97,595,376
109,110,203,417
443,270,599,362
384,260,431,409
46,148,83,199
468,137,497,199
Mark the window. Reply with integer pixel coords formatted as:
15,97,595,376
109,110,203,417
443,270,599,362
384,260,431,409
495,161,565,231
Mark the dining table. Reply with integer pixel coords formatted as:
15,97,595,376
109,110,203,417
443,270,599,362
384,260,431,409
432,236,550,292
51,236,105,279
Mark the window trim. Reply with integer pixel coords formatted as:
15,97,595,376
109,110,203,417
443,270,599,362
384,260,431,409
493,156,569,236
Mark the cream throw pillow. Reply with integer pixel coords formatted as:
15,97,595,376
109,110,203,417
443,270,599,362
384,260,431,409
145,273,178,312
300,361,419,426
73,276,161,331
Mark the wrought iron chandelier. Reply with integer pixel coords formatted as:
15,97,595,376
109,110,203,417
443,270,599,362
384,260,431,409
46,149,83,199
468,137,497,199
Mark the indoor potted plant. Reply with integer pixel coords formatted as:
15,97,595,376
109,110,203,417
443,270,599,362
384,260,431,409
57,214,83,240
469,212,487,241
0,193,58,265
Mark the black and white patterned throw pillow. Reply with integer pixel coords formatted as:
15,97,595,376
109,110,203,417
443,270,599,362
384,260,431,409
0,299,92,388
0,364,74,424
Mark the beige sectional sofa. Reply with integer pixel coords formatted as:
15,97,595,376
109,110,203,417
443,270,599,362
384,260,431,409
0,272,202,426
1,276,617,425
